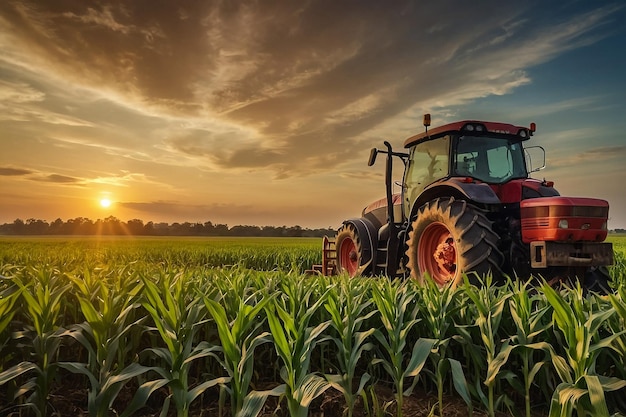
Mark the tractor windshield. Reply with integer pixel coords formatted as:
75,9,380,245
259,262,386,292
453,135,527,184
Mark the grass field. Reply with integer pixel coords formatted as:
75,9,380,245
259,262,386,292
0,236,625,417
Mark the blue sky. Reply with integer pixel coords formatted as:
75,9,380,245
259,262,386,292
0,1,625,228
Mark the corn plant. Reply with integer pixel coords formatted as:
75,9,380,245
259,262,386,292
201,270,275,417
498,279,554,417
59,267,146,417
417,277,471,417
0,267,69,417
123,269,227,417
461,275,512,417
264,274,332,417
0,277,21,359
542,282,626,417
323,276,377,417
608,285,626,380
371,278,436,417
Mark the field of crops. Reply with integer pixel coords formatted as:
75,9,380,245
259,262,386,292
1,235,625,417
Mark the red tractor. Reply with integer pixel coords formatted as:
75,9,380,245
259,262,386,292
316,115,613,291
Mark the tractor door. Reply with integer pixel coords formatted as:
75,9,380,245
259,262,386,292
403,135,451,218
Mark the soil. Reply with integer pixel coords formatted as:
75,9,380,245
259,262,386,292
13,382,548,417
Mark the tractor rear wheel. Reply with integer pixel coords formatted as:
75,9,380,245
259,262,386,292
336,224,365,277
405,197,504,287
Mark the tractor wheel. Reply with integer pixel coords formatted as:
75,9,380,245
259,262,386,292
405,197,504,287
583,266,612,295
336,224,365,277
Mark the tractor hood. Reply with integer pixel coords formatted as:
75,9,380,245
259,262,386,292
488,178,560,203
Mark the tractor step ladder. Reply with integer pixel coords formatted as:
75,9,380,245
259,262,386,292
308,235,337,276
375,239,388,272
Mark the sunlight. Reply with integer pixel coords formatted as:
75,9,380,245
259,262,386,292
100,198,112,208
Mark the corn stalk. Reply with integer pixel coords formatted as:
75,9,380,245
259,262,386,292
371,279,436,417
264,275,331,417
462,275,511,417
59,267,146,417
543,282,626,417
324,276,376,417
123,269,227,417
0,267,69,417
417,277,471,417
201,270,275,417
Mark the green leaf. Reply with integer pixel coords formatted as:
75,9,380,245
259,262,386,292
486,342,514,385
405,338,436,377
585,375,610,417
102,362,155,391
237,385,286,417
449,359,472,407
0,361,37,385
119,378,170,417
187,376,231,403
293,373,330,408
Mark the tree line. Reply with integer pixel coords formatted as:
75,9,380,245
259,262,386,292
0,217,336,237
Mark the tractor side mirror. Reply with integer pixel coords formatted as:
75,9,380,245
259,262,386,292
525,146,546,173
368,148,378,166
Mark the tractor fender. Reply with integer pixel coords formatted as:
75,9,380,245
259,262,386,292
341,217,378,267
410,181,501,220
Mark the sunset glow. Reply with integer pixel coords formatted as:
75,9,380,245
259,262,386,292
0,2,625,229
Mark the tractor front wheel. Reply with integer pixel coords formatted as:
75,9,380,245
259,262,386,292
583,266,612,294
405,197,504,287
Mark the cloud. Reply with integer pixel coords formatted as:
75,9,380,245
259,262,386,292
0,166,33,176
549,145,626,168
34,174,83,184
120,200,265,221
0,79,93,126
0,79,44,102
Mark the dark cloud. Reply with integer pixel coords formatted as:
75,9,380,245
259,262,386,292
0,167,33,176
120,200,266,220
34,174,83,184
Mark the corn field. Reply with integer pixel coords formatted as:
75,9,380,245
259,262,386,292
1,236,625,417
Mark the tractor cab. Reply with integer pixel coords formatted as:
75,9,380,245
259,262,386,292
401,119,537,222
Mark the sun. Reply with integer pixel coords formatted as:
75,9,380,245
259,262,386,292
100,198,112,208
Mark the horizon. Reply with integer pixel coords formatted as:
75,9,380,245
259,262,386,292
1,1,625,229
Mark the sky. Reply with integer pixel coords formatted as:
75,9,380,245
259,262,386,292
1,0,625,229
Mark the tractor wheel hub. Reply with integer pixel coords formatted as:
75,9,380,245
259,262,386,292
434,237,456,274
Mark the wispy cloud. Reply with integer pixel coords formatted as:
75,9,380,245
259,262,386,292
33,174,83,184
0,166,33,176
549,145,626,168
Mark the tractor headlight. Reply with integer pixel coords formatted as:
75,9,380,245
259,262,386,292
558,219,569,229
601,222,607,230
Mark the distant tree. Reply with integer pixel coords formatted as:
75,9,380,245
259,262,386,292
26,218,49,235
144,221,155,234
127,219,145,235
0,216,334,237
11,219,25,234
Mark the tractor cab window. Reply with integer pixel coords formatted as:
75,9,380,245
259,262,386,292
404,135,450,215
453,136,527,184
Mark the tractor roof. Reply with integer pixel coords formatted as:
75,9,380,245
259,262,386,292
403,120,533,148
